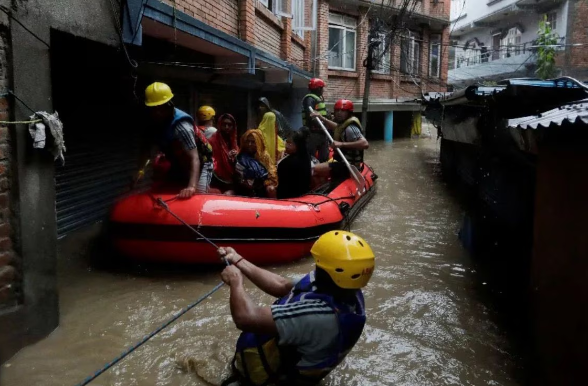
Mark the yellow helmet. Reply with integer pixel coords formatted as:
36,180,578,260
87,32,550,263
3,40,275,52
311,231,375,289
145,82,174,107
197,106,216,121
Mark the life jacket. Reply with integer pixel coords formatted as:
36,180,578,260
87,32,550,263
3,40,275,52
192,125,214,164
160,109,214,180
301,94,327,126
333,116,364,167
231,272,366,386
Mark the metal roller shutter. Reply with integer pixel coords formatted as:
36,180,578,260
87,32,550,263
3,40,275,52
55,138,143,238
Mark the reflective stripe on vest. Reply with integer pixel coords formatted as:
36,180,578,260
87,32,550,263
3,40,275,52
301,94,327,126
231,272,366,386
334,116,364,166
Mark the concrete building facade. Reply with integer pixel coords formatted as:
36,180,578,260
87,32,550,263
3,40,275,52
449,0,569,87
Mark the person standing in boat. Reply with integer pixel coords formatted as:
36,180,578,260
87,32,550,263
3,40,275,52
144,82,214,198
219,230,375,386
301,78,330,162
234,129,278,198
209,113,239,195
196,105,218,140
311,99,369,181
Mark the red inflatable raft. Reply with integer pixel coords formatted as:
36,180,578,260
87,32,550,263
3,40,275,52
109,163,377,265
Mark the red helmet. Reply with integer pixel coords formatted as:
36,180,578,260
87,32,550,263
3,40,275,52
309,78,325,90
334,99,354,112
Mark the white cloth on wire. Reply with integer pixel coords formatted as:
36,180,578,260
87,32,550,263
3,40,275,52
28,111,66,165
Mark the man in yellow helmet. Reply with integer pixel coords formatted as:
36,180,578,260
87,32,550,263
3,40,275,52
197,106,218,140
219,230,374,386
145,82,214,198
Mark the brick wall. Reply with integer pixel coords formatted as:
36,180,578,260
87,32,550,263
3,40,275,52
565,0,588,78
254,15,282,57
371,78,393,98
0,19,17,309
429,1,449,19
291,39,305,64
161,0,239,37
327,75,360,99
316,0,330,79
316,2,449,104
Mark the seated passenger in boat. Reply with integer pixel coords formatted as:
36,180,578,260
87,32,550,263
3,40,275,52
235,129,278,198
209,113,239,195
277,127,312,199
258,97,287,164
311,99,369,181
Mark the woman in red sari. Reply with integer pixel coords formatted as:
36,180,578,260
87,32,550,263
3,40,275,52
209,113,239,194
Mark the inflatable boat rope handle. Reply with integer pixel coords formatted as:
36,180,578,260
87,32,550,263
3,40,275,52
309,108,366,195
73,197,232,386
153,197,225,254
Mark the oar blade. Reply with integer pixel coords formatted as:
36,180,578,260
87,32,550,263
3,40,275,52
349,165,366,193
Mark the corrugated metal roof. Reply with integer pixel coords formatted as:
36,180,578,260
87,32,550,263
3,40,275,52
507,99,588,129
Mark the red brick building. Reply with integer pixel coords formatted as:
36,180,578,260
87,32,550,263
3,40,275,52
315,0,450,135
124,0,451,137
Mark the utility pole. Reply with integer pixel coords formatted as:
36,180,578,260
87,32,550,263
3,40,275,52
361,26,381,130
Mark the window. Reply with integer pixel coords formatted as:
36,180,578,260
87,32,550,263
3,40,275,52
429,34,441,77
501,27,522,58
328,13,357,71
400,31,420,75
373,33,390,74
292,0,304,38
545,11,557,30
260,0,291,17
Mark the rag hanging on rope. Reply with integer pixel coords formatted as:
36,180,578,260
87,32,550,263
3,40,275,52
73,197,228,386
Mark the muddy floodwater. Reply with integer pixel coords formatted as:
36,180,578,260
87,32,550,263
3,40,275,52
1,138,522,386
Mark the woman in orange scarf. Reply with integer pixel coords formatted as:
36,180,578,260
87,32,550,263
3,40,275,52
209,114,239,194
234,129,278,198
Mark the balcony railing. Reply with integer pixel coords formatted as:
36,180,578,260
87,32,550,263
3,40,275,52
455,39,564,69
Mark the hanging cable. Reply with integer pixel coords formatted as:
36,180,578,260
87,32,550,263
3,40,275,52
0,6,50,48
1,89,37,114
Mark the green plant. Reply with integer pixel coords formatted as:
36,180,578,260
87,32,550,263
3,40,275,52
535,15,559,79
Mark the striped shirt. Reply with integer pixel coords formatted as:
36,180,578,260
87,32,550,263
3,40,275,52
174,120,197,151
271,281,339,367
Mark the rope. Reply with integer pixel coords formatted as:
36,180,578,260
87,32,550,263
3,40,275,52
74,195,230,386
0,119,42,125
73,282,226,386
149,195,222,251
283,194,356,208
1,89,38,114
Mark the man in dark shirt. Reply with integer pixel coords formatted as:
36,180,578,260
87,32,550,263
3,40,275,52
145,82,214,198
301,78,330,162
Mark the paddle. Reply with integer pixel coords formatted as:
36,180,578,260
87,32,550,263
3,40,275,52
309,108,366,195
